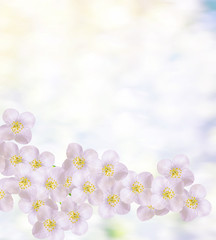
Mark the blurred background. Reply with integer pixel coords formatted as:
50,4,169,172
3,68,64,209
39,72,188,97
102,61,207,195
0,0,216,239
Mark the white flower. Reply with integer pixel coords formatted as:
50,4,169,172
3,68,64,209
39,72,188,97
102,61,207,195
180,184,211,221
120,170,153,204
61,197,93,235
0,142,5,173
0,108,35,144
0,178,13,212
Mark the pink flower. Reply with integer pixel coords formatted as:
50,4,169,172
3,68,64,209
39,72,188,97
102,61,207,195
0,108,35,144
120,171,153,204
151,176,184,212
157,155,194,186
70,172,103,205
62,143,99,174
0,142,5,173
96,150,128,188
32,206,68,240
180,184,211,221
61,197,93,235
0,178,13,212
20,145,55,171
98,182,130,218
19,186,58,225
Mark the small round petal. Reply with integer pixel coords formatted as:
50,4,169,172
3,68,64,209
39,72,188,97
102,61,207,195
72,220,88,235
198,199,211,217
83,149,98,164
0,125,13,140
3,142,19,158
137,206,154,221
51,187,67,202
88,189,103,205
121,171,137,187
169,195,184,212
180,207,197,221
61,197,76,213
99,203,115,218
20,146,39,163
113,163,128,181
137,172,153,188
18,199,32,213
115,201,130,215
72,172,85,187
173,155,190,169
71,188,86,203
4,178,19,194
40,152,55,167
66,143,83,159
0,156,5,173
32,222,49,239
172,181,184,195
157,159,172,176
151,176,167,194
15,128,32,144
3,109,19,124
49,229,64,240
37,206,53,222
18,112,35,128
28,211,37,225
189,184,207,199
102,150,119,162
78,203,93,220
120,188,134,204
181,169,194,186
55,212,70,230
155,208,169,216
0,194,13,212
151,194,167,210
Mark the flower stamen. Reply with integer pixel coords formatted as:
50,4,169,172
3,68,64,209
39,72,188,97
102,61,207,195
64,176,73,188
83,181,95,194
102,164,114,176
10,155,22,167
132,181,144,193
43,219,56,232
0,189,5,200
107,194,120,207
19,177,31,190
30,159,42,170
186,197,198,209
73,157,85,169
68,211,80,223
170,168,182,178
162,187,175,200
45,177,58,190
11,121,24,134
32,200,45,212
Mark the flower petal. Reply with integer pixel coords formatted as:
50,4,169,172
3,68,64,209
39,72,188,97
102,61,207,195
168,195,184,212
32,222,49,239
0,194,13,211
115,201,130,215
157,159,172,176
20,146,39,163
120,188,134,204
151,176,167,194
49,229,64,240
37,206,54,222
3,142,19,158
18,112,35,128
28,211,37,225
0,155,5,173
83,149,98,164
197,199,211,217
18,198,32,213
55,212,70,230
98,203,115,218
40,152,55,167
181,169,194,186
137,206,154,221
180,206,197,221
0,125,13,140
15,128,32,144
61,197,76,213
172,155,190,169
137,172,153,188
102,150,119,162
121,171,137,187
189,184,207,199
151,194,167,210
113,162,128,181
88,189,103,205
50,186,67,202
72,220,88,235
78,203,93,220
72,172,85,187
3,109,19,124
66,143,83,159
71,188,86,203
155,208,169,216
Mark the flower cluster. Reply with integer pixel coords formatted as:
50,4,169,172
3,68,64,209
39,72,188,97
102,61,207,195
0,109,212,239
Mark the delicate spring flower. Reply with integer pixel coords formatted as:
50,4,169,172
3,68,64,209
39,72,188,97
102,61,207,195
180,184,211,221
151,176,184,212
157,155,194,186
71,172,103,205
96,150,128,188
137,191,169,221
0,108,35,144
20,145,55,171
33,206,68,240
61,197,93,235
0,178,13,212
0,142,5,173
36,167,67,202
62,167,75,195
120,171,153,205
19,186,58,225
98,182,130,218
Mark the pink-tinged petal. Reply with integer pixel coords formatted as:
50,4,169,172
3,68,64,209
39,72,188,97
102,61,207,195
4,177,19,194
115,201,130,215
50,167,64,183
197,199,211,217
66,143,83,159
157,159,172,176
121,171,137,187
83,149,98,164
61,197,76,213
0,194,13,212
55,212,70,230
98,176,115,189
40,152,55,167
20,146,39,163
180,206,197,221
172,155,190,169
120,188,134,204
72,172,85,187
18,112,35,128
102,150,119,162
168,195,184,212
136,189,152,205
37,206,54,222
151,176,167,194
0,156,5,173
72,220,88,235
32,222,49,239
15,128,32,144
172,181,184,195
3,142,19,158
49,229,64,240
18,199,32,213
137,172,153,188
137,206,154,221
3,109,19,124
155,208,169,216
46,199,58,211
1,160,14,176
78,203,93,220
151,194,167,210
113,162,128,181
99,203,115,218
71,188,86,203
28,211,37,225
189,184,207,199
51,187,67,202
0,125,13,140
181,169,194,186
88,189,103,205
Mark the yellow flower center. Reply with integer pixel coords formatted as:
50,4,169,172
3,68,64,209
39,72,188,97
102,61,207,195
43,219,56,232
162,187,175,200
68,211,80,223
45,177,58,190
102,164,114,176
19,177,31,190
11,121,24,134
147,205,155,210
73,157,85,169
10,155,22,167
64,176,73,188
32,200,45,212
186,197,198,209
83,181,95,194
132,181,144,193
0,189,5,200
170,168,182,178
107,194,120,207
30,159,42,170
